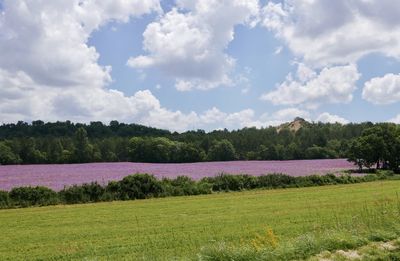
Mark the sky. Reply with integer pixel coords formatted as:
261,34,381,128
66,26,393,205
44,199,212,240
0,0,400,132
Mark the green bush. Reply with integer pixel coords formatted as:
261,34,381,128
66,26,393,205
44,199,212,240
162,176,200,196
81,182,105,202
203,174,253,191
59,185,89,204
59,182,106,204
0,191,10,208
116,174,164,200
0,172,391,209
257,174,297,189
9,186,58,207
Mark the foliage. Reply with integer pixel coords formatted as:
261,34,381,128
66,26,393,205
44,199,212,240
0,172,390,209
129,136,205,163
0,142,20,164
161,176,212,196
9,186,58,207
114,174,164,200
59,182,105,204
0,191,10,209
207,140,237,161
73,127,94,163
347,123,400,172
0,120,385,164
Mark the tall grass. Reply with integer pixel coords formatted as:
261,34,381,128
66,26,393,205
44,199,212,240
1,181,400,260
198,195,400,260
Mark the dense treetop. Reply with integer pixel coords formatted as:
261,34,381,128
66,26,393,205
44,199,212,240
0,119,399,172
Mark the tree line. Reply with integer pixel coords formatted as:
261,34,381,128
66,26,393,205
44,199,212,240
0,119,399,168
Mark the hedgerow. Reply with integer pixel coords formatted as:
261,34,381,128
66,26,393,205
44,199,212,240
0,172,395,209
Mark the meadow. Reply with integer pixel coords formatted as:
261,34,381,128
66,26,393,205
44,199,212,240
1,180,400,260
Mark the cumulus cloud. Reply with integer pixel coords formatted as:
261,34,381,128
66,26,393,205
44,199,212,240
198,107,312,129
199,107,257,129
272,107,309,121
0,0,213,132
362,73,400,105
0,0,315,132
261,0,400,67
127,0,259,91
316,112,349,124
389,114,400,124
261,64,360,108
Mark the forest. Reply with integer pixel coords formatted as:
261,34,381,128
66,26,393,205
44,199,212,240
0,119,399,172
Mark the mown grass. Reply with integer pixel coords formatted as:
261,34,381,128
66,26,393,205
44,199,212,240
0,180,400,260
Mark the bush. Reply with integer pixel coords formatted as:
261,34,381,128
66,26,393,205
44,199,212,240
9,186,58,207
59,182,106,204
59,185,88,204
105,181,120,199
0,191,10,208
162,176,200,196
203,174,256,192
82,182,105,202
0,172,390,209
116,174,164,200
258,174,297,189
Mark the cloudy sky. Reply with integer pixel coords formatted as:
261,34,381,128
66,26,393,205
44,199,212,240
1,0,400,131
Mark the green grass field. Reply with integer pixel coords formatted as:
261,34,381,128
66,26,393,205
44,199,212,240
1,181,400,260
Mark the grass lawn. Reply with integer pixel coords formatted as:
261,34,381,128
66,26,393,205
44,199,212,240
1,180,400,260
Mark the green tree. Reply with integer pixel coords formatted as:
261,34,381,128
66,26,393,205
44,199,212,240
0,142,20,164
73,127,93,163
46,139,63,163
207,139,236,161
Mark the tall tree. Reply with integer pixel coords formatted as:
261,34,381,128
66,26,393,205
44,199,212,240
73,127,93,163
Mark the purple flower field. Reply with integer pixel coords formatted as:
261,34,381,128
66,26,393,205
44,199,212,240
0,159,355,191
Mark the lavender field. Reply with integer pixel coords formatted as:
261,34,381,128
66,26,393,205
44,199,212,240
0,159,355,191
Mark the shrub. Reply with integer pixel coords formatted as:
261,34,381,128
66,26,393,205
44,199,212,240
105,181,120,199
0,172,391,209
116,174,164,200
59,185,89,204
0,191,10,208
81,182,105,202
204,174,253,191
162,176,201,196
258,174,297,189
9,186,58,207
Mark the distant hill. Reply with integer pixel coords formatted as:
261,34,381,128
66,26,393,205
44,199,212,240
276,117,309,133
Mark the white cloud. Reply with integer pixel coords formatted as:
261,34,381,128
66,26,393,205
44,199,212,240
225,109,256,127
262,0,400,67
261,64,360,108
389,114,400,124
273,46,283,55
273,108,310,121
0,0,217,132
0,0,161,89
259,107,310,126
362,73,400,105
198,107,310,129
199,107,256,129
1,0,313,132
316,112,349,124
127,0,259,91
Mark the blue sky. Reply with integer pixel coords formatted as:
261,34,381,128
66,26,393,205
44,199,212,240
1,0,400,131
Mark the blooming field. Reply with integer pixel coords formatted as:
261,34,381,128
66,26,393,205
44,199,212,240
0,159,355,191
